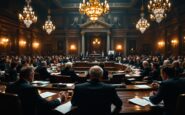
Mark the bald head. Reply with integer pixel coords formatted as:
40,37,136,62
89,66,103,80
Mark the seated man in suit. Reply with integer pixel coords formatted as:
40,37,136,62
6,66,64,115
99,63,108,80
149,66,185,115
71,65,122,115
61,62,79,81
35,61,51,80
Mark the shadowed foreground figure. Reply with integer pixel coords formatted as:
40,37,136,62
6,66,64,115
149,66,185,115
71,65,122,115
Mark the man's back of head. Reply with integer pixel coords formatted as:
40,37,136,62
89,65,103,81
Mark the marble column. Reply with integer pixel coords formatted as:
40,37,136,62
66,39,68,55
81,32,85,55
107,32,110,53
124,37,127,56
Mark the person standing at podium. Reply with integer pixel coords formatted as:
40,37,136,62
71,65,122,115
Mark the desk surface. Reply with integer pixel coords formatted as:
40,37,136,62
0,83,162,115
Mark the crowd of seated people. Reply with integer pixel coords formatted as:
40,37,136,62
0,55,185,83
1,55,185,115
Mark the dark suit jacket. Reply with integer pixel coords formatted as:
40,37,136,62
6,68,18,82
35,66,51,80
149,78,185,115
61,68,79,81
5,79,61,115
140,67,151,79
102,68,109,80
71,81,122,115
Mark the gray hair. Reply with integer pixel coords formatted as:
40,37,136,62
20,66,34,79
65,62,73,69
89,66,103,79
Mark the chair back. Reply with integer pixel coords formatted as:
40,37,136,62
175,94,185,115
50,75,75,83
0,92,22,115
110,73,125,84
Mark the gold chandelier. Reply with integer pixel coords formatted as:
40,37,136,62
148,0,171,23
19,0,37,28
136,13,150,34
43,10,56,35
79,0,110,21
136,1,150,34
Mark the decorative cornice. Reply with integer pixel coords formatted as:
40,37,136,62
52,0,137,9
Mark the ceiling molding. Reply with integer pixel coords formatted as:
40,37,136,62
52,0,138,9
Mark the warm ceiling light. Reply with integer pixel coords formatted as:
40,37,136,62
0,38,9,45
116,44,123,50
136,1,150,34
79,0,110,21
158,41,165,47
148,0,171,23
92,38,101,45
19,40,26,47
32,42,39,49
43,9,55,34
19,0,37,28
70,44,77,50
171,39,178,45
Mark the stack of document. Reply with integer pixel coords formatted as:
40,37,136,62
32,81,49,87
40,92,56,98
55,101,72,114
134,85,151,89
128,97,163,107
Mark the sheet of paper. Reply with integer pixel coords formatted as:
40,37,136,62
40,92,56,98
32,81,49,84
135,85,151,88
142,97,164,107
66,83,74,87
129,98,150,106
51,72,61,75
55,101,72,114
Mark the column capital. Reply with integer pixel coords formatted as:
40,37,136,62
81,31,85,35
107,31,111,35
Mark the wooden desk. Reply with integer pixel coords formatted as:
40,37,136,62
0,83,162,115
117,91,163,115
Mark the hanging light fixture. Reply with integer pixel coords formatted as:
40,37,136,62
19,0,37,28
136,0,150,34
43,9,56,34
148,0,171,23
79,0,110,21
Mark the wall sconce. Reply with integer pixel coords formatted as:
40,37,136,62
19,40,26,47
116,44,123,51
32,42,40,49
171,39,178,46
157,41,165,48
92,38,101,45
0,38,9,45
70,44,77,51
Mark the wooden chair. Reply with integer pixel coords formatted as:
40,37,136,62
0,92,22,115
175,94,185,115
50,75,75,83
110,73,125,84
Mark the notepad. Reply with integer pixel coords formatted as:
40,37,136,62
129,98,150,106
32,81,49,84
55,101,72,114
143,96,164,106
66,83,74,87
40,92,56,98
134,85,151,88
